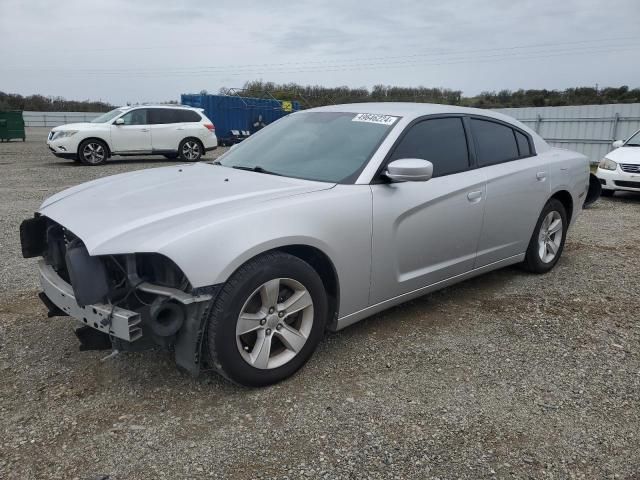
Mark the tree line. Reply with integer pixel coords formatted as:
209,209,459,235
2,83,640,112
232,81,640,109
0,91,114,112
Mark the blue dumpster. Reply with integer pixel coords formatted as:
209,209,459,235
181,94,300,145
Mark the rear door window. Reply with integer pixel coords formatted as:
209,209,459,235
149,109,179,124
470,118,520,166
389,117,470,177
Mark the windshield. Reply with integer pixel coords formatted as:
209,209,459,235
625,129,640,146
91,108,126,123
218,111,398,183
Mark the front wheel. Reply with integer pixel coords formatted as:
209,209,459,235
523,199,567,274
206,251,327,387
78,139,108,166
179,138,203,162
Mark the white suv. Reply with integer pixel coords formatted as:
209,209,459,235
47,105,217,165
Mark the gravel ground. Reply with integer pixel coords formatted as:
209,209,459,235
1,129,639,479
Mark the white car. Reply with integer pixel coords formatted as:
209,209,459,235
597,128,640,196
46,105,217,165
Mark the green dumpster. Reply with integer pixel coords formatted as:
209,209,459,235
0,111,26,142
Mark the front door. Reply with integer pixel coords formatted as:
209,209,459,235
110,108,152,152
370,117,486,304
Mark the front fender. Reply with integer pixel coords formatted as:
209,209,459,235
158,185,373,319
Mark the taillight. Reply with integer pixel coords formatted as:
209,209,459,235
203,123,215,131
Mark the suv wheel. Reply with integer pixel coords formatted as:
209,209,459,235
206,251,327,387
523,198,567,273
78,139,108,166
179,138,203,162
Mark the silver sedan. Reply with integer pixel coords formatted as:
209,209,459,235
21,103,590,386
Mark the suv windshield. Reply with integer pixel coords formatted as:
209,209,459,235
218,111,398,183
91,108,126,123
625,130,640,146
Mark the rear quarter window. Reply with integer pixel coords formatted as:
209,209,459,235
177,110,201,122
515,130,532,157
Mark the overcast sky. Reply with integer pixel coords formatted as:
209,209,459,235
1,0,639,105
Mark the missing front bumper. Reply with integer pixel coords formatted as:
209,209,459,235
39,260,143,342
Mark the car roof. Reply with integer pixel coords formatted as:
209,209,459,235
306,102,549,153
309,102,517,123
118,105,202,111
308,102,546,147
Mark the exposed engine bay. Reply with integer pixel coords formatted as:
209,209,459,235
20,214,220,375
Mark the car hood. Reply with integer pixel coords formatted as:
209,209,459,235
39,163,334,254
605,146,640,164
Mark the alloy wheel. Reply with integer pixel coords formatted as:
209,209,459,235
538,210,563,263
236,278,314,370
182,140,201,160
82,142,106,164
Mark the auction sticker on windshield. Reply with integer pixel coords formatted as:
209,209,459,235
352,113,399,126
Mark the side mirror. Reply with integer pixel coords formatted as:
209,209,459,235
114,118,125,126
384,159,433,182
612,140,624,149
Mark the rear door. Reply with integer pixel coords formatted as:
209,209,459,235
110,108,151,152
149,108,184,151
470,117,549,267
370,116,486,304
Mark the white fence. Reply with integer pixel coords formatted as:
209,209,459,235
494,103,640,164
23,111,103,127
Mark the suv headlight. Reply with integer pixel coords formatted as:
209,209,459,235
598,158,618,171
52,130,78,140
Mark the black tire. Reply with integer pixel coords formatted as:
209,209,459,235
601,189,615,197
78,139,108,166
523,198,567,274
206,251,328,387
163,154,179,160
178,138,203,162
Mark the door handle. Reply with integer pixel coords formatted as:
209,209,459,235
536,171,547,181
467,190,482,202
140,128,149,132
177,127,185,130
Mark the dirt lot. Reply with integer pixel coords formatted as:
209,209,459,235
1,129,639,479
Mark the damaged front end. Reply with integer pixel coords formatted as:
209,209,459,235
20,214,220,375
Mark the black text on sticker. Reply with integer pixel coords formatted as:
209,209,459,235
352,113,398,126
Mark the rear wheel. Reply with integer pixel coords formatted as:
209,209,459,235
78,139,108,166
601,189,615,197
179,138,203,162
523,199,567,274
206,251,327,387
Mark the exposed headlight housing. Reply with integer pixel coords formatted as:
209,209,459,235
51,130,78,140
598,158,618,171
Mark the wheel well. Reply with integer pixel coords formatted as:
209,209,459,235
276,245,340,330
78,137,111,158
550,190,573,224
